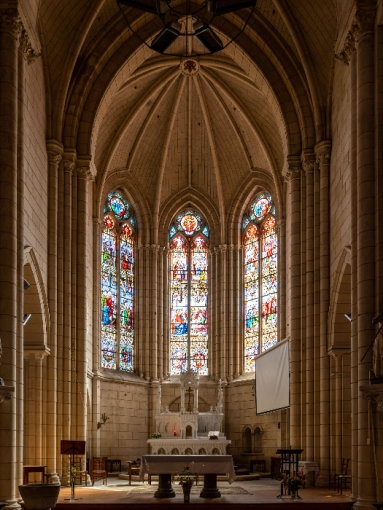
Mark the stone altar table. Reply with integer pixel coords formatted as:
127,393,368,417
140,454,236,499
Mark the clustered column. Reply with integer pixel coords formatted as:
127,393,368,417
0,7,39,506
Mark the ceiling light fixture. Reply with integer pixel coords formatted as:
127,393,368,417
117,0,256,57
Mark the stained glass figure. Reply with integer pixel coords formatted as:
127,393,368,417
101,191,135,371
170,212,209,375
243,192,277,372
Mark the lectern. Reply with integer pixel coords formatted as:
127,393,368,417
276,448,303,498
60,440,86,502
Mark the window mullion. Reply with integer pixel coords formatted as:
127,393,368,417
187,239,191,371
116,224,121,370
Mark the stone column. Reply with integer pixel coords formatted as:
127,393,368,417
227,245,234,381
76,163,93,440
300,167,306,451
0,8,22,507
210,248,218,380
162,248,169,380
276,220,286,341
234,246,242,379
24,351,49,467
151,245,159,381
219,245,227,381
302,150,315,460
46,142,62,480
284,156,301,448
354,6,377,506
157,247,164,380
315,140,332,485
62,156,75,455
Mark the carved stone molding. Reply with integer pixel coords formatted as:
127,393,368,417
0,9,22,38
352,8,376,41
63,159,75,175
47,151,62,168
218,244,227,254
77,165,93,181
335,31,356,65
316,151,331,168
360,383,383,411
19,29,40,63
301,150,315,175
315,141,331,168
284,157,301,182
151,244,161,254
328,347,350,360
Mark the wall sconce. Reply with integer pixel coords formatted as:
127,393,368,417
97,413,110,429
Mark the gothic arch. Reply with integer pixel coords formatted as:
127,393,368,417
328,247,351,352
227,173,283,245
97,168,151,245
24,247,50,349
158,187,220,246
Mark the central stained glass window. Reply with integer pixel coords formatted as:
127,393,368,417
169,210,209,375
101,191,135,371
243,192,277,372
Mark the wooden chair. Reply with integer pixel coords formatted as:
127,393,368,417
73,456,88,486
329,458,350,490
90,457,108,486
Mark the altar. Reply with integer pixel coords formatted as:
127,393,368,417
140,454,235,498
147,370,231,455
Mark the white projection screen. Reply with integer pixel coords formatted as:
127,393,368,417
255,339,290,414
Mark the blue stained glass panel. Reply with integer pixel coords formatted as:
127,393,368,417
101,215,117,369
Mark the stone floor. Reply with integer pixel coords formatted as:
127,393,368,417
55,474,354,509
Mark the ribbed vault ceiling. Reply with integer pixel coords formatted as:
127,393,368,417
38,0,340,225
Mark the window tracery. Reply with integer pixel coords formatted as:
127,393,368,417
243,192,278,372
169,210,209,375
101,191,135,371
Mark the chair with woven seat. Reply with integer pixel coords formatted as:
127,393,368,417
329,458,350,490
73,456,88,486
90,456,108,486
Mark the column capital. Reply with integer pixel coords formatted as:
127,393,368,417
218,244,227,254
63,160,75,175
315,140,332,166
283,156,301,182
47,151,62,168
352,7,376,41
150,244,161,254
77,164,93,181
301,150,315,175
0,8,22,38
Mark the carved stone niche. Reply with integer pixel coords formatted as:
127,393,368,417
360,383,383,411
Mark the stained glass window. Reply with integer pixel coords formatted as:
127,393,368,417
101,191,135,371
170,210,209,375
244,192,277,372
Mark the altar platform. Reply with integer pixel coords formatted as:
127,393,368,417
55,475,354,510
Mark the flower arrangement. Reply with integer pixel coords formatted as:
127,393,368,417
178,465,195,487
280,471,304,493
150,433,162,439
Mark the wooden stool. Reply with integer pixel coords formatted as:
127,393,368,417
23,466,46,484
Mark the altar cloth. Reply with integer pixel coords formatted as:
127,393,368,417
140,454,236,483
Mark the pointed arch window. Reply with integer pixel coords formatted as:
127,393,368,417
169,210,209,375
101,191,135,371
243,192,277,372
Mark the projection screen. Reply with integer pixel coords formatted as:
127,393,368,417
255,339,290,414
